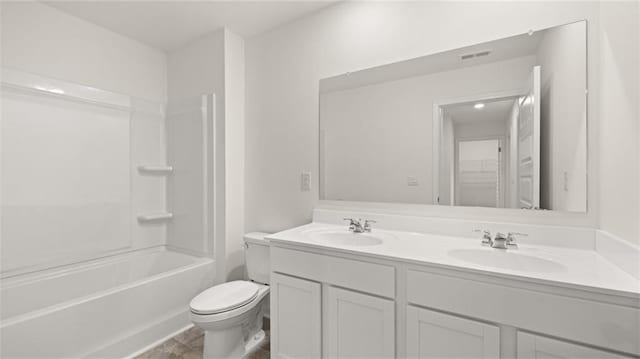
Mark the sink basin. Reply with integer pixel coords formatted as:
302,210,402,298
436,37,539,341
303,229,391,247
448,249,567,273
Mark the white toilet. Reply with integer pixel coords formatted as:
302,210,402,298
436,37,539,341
190,233,270,359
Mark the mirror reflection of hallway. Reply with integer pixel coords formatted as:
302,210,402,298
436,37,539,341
456,139,502,208
439,96,520,209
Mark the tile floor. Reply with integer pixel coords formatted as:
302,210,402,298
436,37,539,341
135,319,270,359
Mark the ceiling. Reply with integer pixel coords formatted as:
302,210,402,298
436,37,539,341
321,30,541,93
445,98,517,126
44,1,339,51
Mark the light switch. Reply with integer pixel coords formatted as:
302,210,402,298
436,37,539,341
301,171,311,191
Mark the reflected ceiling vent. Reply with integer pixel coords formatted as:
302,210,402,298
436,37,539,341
459,50,492,61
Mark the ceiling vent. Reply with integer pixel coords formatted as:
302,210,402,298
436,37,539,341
459,50,492,61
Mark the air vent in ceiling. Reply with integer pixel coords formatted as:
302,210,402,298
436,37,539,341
459,50,492,61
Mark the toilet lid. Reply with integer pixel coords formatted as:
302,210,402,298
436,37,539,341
190,281,260,315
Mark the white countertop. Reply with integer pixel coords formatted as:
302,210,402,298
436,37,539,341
268,223,640,300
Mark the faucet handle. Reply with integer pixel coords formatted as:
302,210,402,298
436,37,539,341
343,218,362,232
364,219,376,232
494,232,507,241
506,232,527,248
473,229,492,246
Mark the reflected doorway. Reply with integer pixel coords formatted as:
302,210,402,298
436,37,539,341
455,138,503,207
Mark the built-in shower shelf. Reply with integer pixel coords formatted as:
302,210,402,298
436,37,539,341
137,165,173,174
137,212,173,223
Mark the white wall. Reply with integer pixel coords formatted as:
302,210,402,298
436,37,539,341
223,30,246,281
167,29,247,281
537,21,588,212
0,2,167,103
320,56,532,204
246,1,603,234
598,1,640,244
167,31,225,269
1,2,169,273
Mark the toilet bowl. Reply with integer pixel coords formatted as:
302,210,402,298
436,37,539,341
190,233,271,358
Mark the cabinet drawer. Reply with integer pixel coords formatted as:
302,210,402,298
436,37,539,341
407,269,640,356
517,332,633,359
271,246,395,298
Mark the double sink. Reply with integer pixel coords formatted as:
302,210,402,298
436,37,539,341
301,227,568,273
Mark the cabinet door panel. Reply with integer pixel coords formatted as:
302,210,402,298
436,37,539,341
517,332,632,359
327,286,395,358
271,273,322,359
406,306,499,359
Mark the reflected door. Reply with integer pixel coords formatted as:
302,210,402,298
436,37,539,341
517,66,541,209
455,139,501,207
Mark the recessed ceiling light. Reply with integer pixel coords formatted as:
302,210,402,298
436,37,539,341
474,103,485,109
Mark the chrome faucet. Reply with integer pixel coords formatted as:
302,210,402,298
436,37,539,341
474,229,493,246
344,218,376,233
492,232,509,249
504,232,527,249
475,229,526,249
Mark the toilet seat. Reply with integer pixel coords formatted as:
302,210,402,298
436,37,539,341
190,281,260,315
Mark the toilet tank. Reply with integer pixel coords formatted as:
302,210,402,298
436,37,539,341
244,232,271,285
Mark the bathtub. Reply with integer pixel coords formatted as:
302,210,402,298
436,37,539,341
0,247,215,358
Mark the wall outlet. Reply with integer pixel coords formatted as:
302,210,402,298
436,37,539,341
301,171,311,191
407,176,419,186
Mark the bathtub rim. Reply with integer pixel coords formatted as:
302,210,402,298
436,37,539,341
1,246,214,327
1,245,203,286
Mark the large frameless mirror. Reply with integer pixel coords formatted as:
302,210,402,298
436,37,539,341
319,21,587,212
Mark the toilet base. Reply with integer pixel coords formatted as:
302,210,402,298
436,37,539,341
203,326,244,359
245,329,266,354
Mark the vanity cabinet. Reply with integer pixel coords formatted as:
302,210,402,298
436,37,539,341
516,332,633,359
270,241,639,359
271,246,396,359
271,273,322,359
327,286,395,358
406,306,499,359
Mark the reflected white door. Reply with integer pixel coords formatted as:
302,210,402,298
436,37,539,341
517,66,541,209
456,139,502,207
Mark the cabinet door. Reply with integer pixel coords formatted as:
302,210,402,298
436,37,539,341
517,332,632,359
327,286,395,358
271,273,322,359
406,306,499,359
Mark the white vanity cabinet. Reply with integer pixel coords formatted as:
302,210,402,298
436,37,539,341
270,246,396,359
406,306,500,359
270,237,639,359
271,273,322,358
516,332,633,359
327,286,395,358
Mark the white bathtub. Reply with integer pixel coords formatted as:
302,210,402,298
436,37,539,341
0,248,215,358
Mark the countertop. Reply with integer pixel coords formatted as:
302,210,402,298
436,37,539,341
268,223,640,300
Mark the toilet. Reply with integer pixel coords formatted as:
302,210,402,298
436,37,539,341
190,233,270,358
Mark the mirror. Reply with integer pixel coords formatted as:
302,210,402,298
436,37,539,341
319,21,587,212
